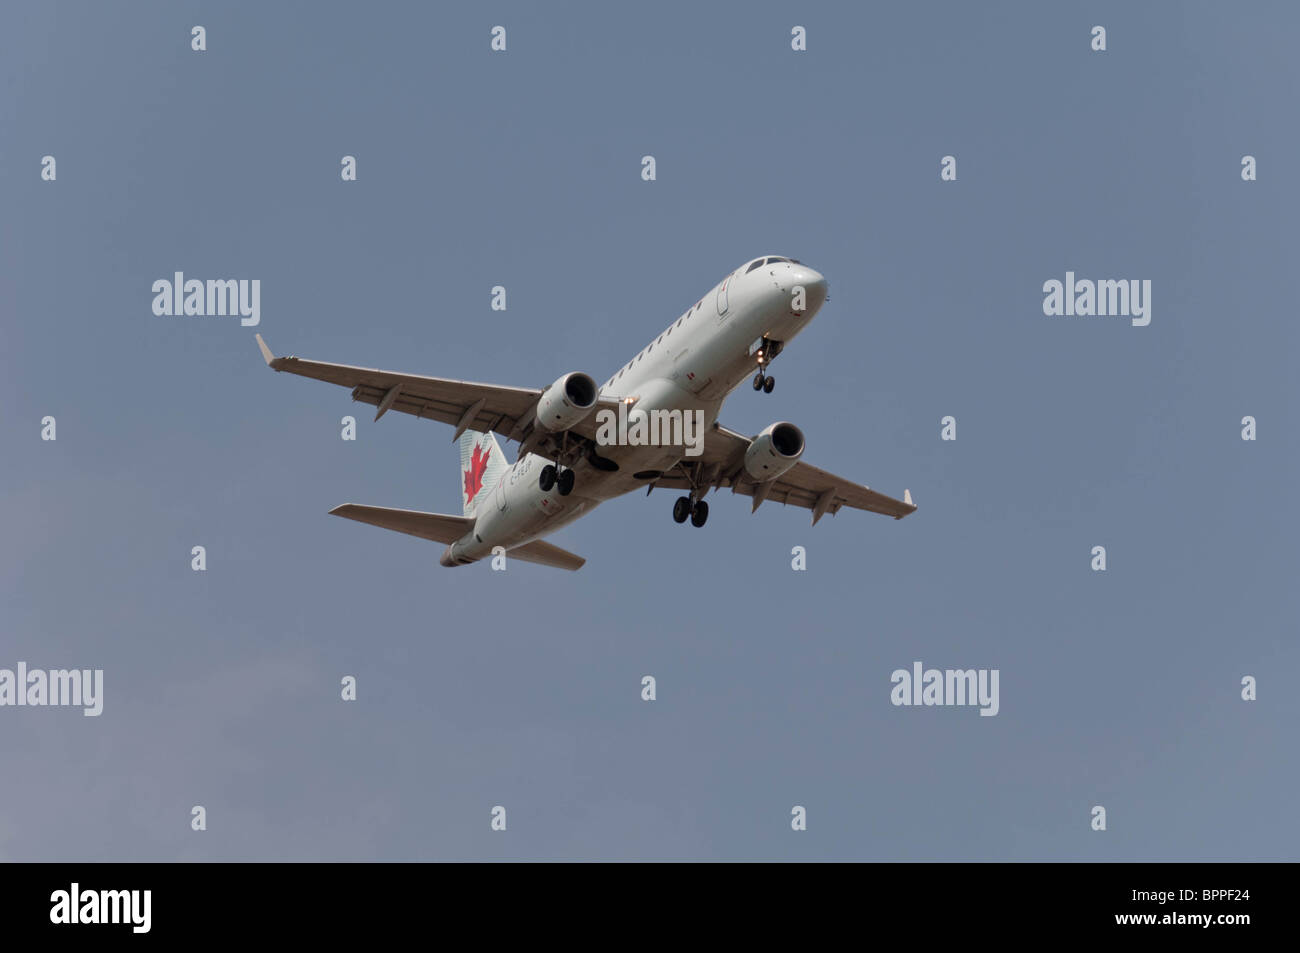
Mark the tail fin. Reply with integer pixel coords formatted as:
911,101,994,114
458,429,508,518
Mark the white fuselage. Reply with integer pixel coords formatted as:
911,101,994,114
445,258,828,563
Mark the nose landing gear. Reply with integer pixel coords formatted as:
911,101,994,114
752,337,783,393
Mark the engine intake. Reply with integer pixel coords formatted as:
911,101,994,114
536,372,599,432
743,422,805,481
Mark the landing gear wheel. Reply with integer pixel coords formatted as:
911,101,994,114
690,499,709,527
763,376,775,394
556,468,576,496
538,465,557,492
672,497,691,523
753,372,766,391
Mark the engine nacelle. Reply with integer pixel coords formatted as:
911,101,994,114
439,541,476,567
535,372,599,432
743,422,805,482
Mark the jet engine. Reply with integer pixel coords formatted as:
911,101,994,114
743,422,805,481
535,372,599,432
439,541,476,567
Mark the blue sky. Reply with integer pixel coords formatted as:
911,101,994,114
2,1,1296,860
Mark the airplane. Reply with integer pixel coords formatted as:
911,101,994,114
255,255,916,570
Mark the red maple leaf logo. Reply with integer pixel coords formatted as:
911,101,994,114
464,443,491,501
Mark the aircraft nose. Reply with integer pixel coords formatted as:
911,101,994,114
787,264,828,312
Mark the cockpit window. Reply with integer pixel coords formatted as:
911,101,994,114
745,259,765,273
764,256,792,265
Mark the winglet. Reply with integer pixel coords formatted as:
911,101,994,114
255,333,275,366
904,488,913,507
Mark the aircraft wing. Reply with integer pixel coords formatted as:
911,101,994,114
654,424,917,525
255,335,617,444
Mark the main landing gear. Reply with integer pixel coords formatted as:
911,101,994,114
752,337,783,393
672,496,708,527
666,459,713,527
539,464,576,496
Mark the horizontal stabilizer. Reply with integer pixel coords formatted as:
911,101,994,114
509,539,586,571
329,504,472,544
